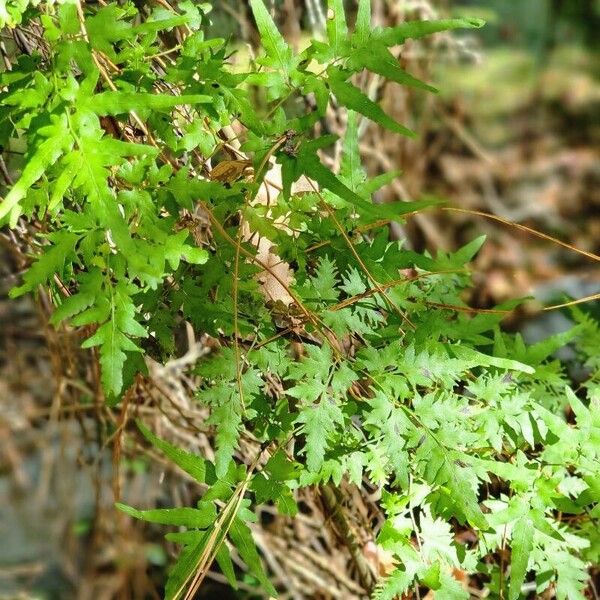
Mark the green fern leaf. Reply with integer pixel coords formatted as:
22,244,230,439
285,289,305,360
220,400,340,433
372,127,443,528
377,17,485,46
328,69,416,137
248,0,295,75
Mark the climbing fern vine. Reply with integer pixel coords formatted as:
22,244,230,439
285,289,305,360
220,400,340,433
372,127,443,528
1,1,599,599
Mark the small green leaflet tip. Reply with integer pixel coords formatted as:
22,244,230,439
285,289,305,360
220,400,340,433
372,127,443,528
466,17,486,28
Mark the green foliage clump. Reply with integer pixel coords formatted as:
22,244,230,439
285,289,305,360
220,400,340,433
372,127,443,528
1,1,598,599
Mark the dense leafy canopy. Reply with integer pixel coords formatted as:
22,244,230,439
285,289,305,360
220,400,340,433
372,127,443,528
1,1,598,599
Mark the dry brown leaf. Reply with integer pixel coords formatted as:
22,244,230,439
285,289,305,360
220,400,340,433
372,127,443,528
209,159,253,183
